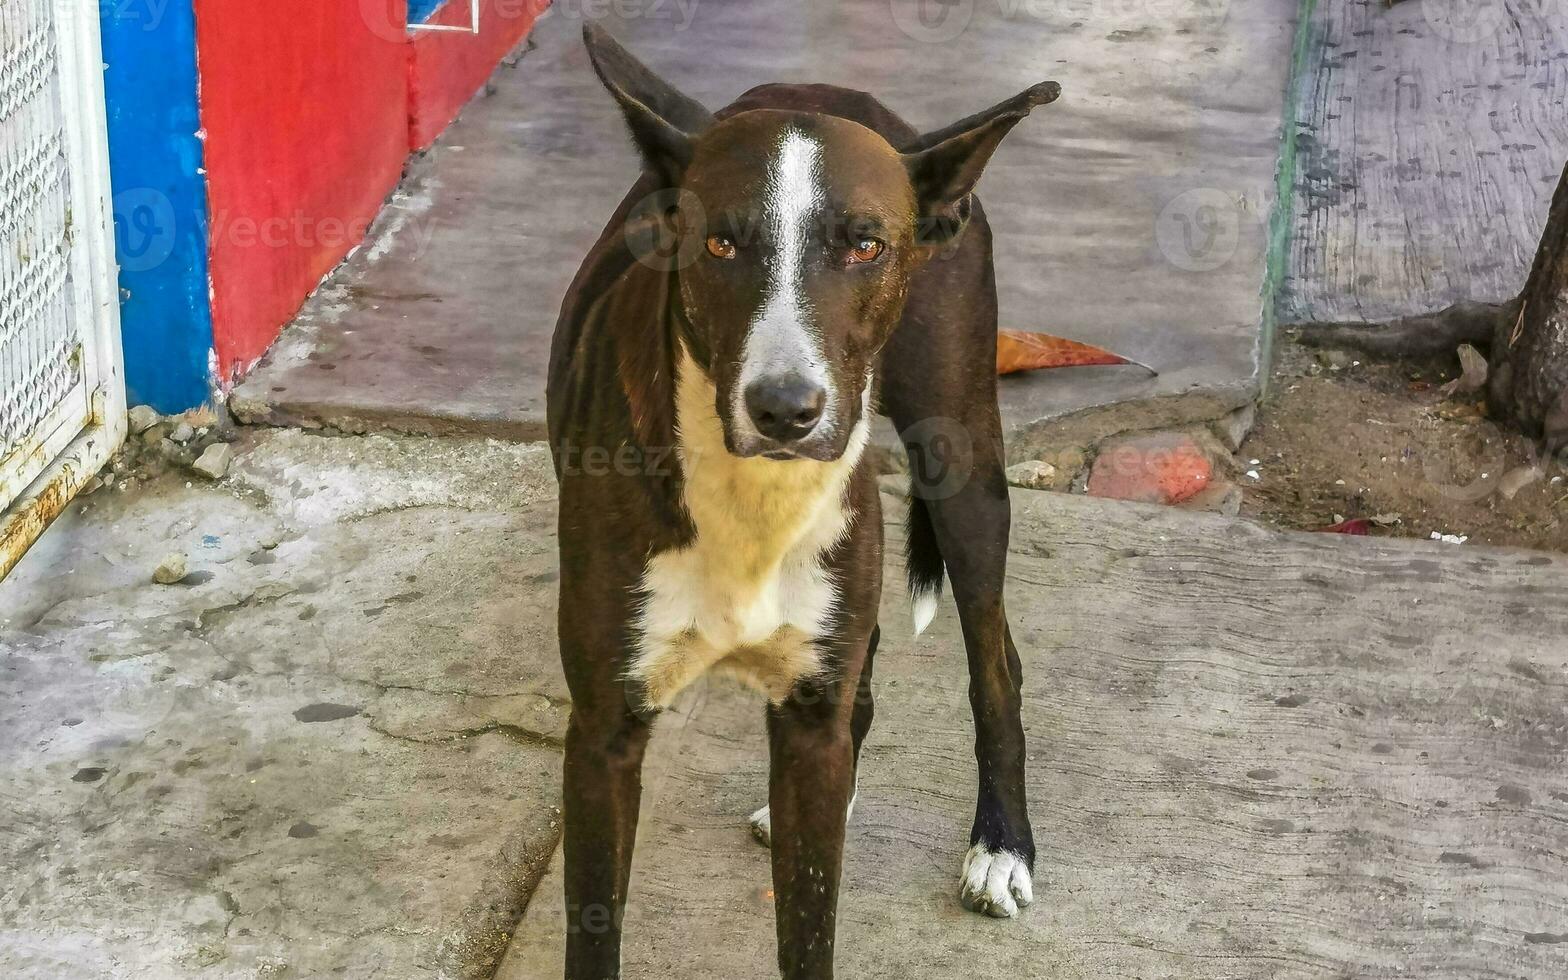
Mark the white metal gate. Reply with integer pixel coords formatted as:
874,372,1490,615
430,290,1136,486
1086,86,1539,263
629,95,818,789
0,0,124,579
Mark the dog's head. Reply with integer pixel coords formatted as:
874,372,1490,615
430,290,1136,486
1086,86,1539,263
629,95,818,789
586,25,1059,461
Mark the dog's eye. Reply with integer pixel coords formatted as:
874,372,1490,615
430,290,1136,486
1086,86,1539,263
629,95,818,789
705,235,737,260
847,238,885,264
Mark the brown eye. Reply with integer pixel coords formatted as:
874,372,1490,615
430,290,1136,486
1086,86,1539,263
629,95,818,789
848,238,885,264
705,235,737,259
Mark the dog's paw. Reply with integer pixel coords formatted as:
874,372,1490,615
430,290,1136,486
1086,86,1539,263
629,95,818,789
747,791,857,849
959,844,1034,919
748,804,773,848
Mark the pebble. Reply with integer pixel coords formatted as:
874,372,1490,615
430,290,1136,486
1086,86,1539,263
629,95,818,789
170,422,195,443
192,443,234,479
127,405,160,434
1006,459,1060,491
152,553,188,585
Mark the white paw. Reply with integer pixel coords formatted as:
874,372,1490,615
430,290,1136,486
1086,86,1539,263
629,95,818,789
747,790,857,849
959,844,1034,919
749,804,773,847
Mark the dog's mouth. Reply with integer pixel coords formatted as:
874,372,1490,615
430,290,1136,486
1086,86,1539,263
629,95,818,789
726,432,848,463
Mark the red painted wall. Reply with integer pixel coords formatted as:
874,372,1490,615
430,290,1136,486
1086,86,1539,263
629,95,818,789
195,0,411,379
408,0,547,150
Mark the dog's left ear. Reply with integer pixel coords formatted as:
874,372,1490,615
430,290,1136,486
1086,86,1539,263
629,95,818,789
584,24,715,186
902,81,1061,246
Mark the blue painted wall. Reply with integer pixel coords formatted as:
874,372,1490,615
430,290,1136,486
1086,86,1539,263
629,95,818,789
409,0,445,25
99,0,213,413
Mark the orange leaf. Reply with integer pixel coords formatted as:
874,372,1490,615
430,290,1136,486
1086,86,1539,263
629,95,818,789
996,330,1153,376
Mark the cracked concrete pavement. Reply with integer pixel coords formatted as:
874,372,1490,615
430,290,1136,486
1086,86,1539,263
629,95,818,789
1,430,565,979
7,426,1568,980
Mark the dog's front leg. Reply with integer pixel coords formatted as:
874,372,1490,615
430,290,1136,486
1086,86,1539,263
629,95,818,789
765,677,859,980
561,700,649,979
557,564,652,980
562,694,649,980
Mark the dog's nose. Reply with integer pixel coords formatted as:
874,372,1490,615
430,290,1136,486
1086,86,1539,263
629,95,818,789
744,376,826,443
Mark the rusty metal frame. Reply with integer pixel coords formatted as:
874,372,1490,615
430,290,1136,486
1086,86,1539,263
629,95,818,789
0,0,126,581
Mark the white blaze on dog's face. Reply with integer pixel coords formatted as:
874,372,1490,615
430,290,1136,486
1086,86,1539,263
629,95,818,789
732,130,832,458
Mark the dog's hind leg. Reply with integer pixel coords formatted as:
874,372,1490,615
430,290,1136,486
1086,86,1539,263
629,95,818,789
880,198,1035,919
905,431,1035,919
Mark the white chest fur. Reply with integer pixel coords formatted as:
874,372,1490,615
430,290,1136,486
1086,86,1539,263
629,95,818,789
628,350,868,708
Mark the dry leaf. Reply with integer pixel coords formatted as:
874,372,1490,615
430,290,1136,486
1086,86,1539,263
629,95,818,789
997,330,1155,376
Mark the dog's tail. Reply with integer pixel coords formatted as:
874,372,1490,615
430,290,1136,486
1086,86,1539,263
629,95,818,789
905,496,945,637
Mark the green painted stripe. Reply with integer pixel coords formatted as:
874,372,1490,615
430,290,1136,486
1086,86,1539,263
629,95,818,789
1259,0,1321,394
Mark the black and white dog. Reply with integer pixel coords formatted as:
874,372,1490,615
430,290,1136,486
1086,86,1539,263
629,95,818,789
548,25,1059,979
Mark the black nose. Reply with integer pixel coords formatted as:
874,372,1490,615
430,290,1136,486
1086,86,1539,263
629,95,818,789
744,376,826,443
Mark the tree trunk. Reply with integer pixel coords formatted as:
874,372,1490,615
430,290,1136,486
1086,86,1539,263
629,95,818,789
1487,158,1568,456
1296,160,1568,457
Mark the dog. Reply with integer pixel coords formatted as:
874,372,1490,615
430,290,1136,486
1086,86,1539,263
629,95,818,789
548,24,1059,979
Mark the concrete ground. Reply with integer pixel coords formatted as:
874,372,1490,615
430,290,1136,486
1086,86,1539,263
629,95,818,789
233,0,1302,454
500,489,1568,979
0,430,567,979
6,430,1568,978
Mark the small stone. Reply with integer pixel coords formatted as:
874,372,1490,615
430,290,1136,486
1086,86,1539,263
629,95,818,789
127,405,159,433
1087,432,1213,505
170,421,195,443
81,475,104,495
140,423,169,446
153,553,188,585
1006,459,1060,491
1211,404,1257,452
259,535,280,551
192,443,233,479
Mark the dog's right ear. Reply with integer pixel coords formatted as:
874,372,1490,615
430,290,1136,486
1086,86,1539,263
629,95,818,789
584,24,714,186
